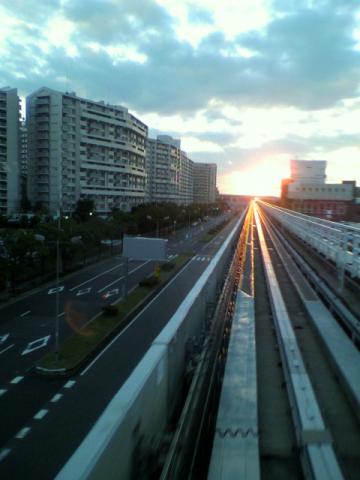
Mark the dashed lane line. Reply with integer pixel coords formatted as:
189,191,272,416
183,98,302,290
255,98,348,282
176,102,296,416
0,389,7,397
80,256,196,376
0,344,14,355
20,310,31,317
15,427,31,439
97,260,151,294
69,263,125,292
64,380,76,389
50,393,63,403
10,376,24,384
0,448,11,462
33,409,48,420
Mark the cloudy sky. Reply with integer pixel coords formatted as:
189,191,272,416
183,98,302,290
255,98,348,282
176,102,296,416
1,0,360,196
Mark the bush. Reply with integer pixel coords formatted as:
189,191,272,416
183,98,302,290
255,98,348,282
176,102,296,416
139,275,160,287
160,261,175,271
102,304,118,316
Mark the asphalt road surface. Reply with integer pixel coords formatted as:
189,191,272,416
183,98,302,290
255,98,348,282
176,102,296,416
0,213,239,478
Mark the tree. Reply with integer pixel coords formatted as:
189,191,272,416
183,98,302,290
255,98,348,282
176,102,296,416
74,199,95,222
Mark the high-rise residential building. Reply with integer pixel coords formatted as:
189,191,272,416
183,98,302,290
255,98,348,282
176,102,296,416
193,162,217,204
146,135,193,205
0,87,20,215
20,119,29,207
179,150,193,205
27,87,148,215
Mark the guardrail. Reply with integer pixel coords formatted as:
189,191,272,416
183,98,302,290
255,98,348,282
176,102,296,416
57,209,247,480
259,201,360,286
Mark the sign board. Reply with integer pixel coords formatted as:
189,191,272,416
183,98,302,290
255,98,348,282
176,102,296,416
122,236,167,261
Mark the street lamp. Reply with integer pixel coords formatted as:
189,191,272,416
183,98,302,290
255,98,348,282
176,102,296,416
37,220,82,359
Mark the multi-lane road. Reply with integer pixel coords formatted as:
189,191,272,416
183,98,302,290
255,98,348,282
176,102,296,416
0,213,238,478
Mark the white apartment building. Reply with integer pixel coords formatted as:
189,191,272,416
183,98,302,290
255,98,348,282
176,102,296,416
0,87,20,215
146,135,193,205
20,119,28,204
193,162,217,204
180,150,194,205
27,87,148,215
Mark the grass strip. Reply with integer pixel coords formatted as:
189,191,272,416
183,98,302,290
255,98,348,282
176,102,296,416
36,253,191,372
200,218,231,243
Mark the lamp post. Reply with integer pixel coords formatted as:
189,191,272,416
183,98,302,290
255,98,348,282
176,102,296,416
55,211,61,359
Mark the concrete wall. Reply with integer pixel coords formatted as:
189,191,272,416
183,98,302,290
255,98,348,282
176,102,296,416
57,210,246,480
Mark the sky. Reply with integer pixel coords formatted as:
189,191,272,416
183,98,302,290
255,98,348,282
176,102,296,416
1,0,360,196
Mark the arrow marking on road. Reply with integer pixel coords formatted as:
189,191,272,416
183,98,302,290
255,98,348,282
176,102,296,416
48,286,64,295
21,335,51,356
76,287,92,296
103,288,119,298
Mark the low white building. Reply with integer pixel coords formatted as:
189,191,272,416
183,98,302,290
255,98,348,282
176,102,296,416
0,87,20,215
27,87,148,215
287,183,353,201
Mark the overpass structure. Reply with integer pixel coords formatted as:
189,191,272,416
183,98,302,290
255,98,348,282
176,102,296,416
0,202,360,479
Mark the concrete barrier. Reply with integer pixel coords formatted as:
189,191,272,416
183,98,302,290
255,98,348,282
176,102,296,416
57,209,247,480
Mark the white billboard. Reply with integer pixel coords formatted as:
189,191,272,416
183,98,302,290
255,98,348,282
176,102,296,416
122,236,167,261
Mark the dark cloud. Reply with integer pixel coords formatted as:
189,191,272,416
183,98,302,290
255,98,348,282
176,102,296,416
1,0,360,118
63,0,174,45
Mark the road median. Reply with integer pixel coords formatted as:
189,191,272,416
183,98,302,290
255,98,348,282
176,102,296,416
34,253,192,377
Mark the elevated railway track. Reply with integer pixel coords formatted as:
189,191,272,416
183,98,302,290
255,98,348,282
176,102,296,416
2,202,359,480
207,202,360,479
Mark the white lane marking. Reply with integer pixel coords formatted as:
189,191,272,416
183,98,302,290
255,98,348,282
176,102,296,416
97,260,151,293
201,257,206,261
76,287,92,296
58,312,65,317
15,427,31,439
20,310,31,317
64,380,76,389
10,376,24,384
0,448,11,462
81,256,195,376
48,286,64,295
102,288,119,299
34,409,48,420
0,344,14,355
69,263,124,292
50,393,63,403
0,389,7,397
98,281,123,294
21,335,51,356
0,333,9,345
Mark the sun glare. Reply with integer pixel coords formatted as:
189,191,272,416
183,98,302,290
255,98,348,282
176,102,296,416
219,158,289,197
